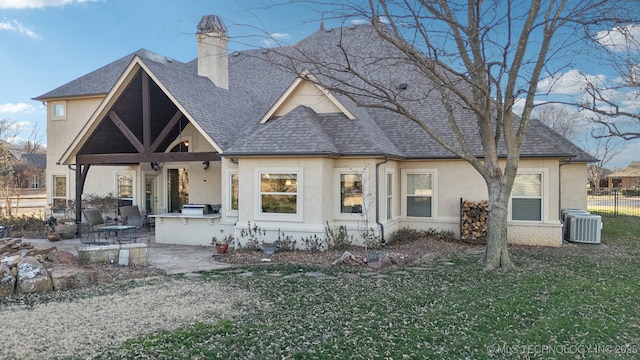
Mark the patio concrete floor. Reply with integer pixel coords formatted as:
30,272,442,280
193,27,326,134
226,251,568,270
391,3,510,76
24,231,231,275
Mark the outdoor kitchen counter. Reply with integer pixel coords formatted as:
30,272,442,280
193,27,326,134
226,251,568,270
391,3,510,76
149,213,223,246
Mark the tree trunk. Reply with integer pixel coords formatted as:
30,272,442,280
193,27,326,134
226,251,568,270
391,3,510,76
484,178,515,270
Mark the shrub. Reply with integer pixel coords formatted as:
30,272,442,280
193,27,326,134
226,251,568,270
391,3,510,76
325,222,353,250
387,227,423,244
301,234,324,252
275,232,297,251
387,227,456,244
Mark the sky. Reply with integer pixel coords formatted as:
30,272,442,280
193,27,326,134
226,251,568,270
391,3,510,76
0,0,638,169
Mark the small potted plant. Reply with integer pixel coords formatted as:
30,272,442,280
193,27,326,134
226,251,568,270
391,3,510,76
262,242,277,255
212,234,233,254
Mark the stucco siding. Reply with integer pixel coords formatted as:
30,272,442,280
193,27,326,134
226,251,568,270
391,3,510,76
561,162,589,211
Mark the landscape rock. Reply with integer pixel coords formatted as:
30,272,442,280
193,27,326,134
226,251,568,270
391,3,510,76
367,254,393,271
0,263,15,298
332,251,366,267
0,254,21,267
16,257,53,294
389,253,408,267
47,250,77,265
49,265,99,291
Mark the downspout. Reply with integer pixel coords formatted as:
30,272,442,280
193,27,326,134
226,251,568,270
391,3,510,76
375,157,389,247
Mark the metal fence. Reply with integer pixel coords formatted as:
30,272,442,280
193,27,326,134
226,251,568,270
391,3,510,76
587,189,640,217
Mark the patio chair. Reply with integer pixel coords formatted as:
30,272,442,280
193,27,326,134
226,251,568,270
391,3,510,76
120,205,145,230
82,209,112,245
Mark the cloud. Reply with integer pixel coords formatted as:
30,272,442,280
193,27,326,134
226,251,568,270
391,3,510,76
0,102,34,114
350,19,368,25
596,25,640,52
270,32,289,40
0,19,41,39
0,0,101,9
537,69,606,95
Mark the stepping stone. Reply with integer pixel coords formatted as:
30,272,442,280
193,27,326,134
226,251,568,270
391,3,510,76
393,271,409,275
339,273,360,280
266,272,283,277
183,272,202,278
360,272,378,277
222,269,246,274
316,276,338,280
372,274,388,279
238,272,254,277
282,273,303,279
441,262,455,266
305,271,327,278
406,266,431,271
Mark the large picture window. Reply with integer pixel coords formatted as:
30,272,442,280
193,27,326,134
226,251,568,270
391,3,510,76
260,173,298,214
340,173,363,214
52,175,67,212
511,173,542,221
406,173,432,217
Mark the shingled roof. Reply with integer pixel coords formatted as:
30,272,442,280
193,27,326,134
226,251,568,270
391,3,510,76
36,23,596,163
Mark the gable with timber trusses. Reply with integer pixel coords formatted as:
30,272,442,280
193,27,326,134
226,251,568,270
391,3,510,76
59,57,221,166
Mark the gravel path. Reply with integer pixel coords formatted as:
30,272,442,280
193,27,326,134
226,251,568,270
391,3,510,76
0,277,250,359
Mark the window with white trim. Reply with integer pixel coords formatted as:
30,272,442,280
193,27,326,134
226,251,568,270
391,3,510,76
259,172,298,214
386,172,393,220
31,175,40,189
52,175,67,212
511,173,542,221
116,174,134,208
52,101,66,120
230,172,239,211
405,172,433,217
340,173,363,214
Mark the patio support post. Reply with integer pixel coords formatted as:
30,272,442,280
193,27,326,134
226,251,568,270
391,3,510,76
75,163,90,236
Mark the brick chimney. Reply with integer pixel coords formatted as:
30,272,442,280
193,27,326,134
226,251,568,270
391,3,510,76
196,15,228,89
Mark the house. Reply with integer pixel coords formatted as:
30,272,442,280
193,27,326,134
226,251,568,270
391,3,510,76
607,162,640,189
33,15,595,248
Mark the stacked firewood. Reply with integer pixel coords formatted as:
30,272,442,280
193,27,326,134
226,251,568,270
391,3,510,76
460,200,488,244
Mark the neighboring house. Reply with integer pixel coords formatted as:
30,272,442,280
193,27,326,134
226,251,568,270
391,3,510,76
607,162,640,189
0,140,46,190
34,15,595,248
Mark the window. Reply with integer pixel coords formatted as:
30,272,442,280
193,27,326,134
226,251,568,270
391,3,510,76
406,173,432,217
31,175,40,189
511,173,542,221
116,174,134,208
168,168,189,213
52,101,66,120
230,172,239,211
52,175,67,212
259,173,298,214
386,173,393,220
340,173,363,214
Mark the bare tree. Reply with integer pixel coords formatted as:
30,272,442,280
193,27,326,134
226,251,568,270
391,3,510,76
261,0,635,269
18,123,45,154
580,24,640,139
583,126,625,192
0,117,19,142
0,143,14,216
535,104,582,141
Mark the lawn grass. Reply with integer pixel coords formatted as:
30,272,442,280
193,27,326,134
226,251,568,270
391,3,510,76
95,216,640,359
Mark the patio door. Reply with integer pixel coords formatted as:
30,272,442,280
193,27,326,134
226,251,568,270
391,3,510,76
145,175,158,215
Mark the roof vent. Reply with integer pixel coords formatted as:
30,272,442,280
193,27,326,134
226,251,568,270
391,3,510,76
398,83,408,90
231,51,240,57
